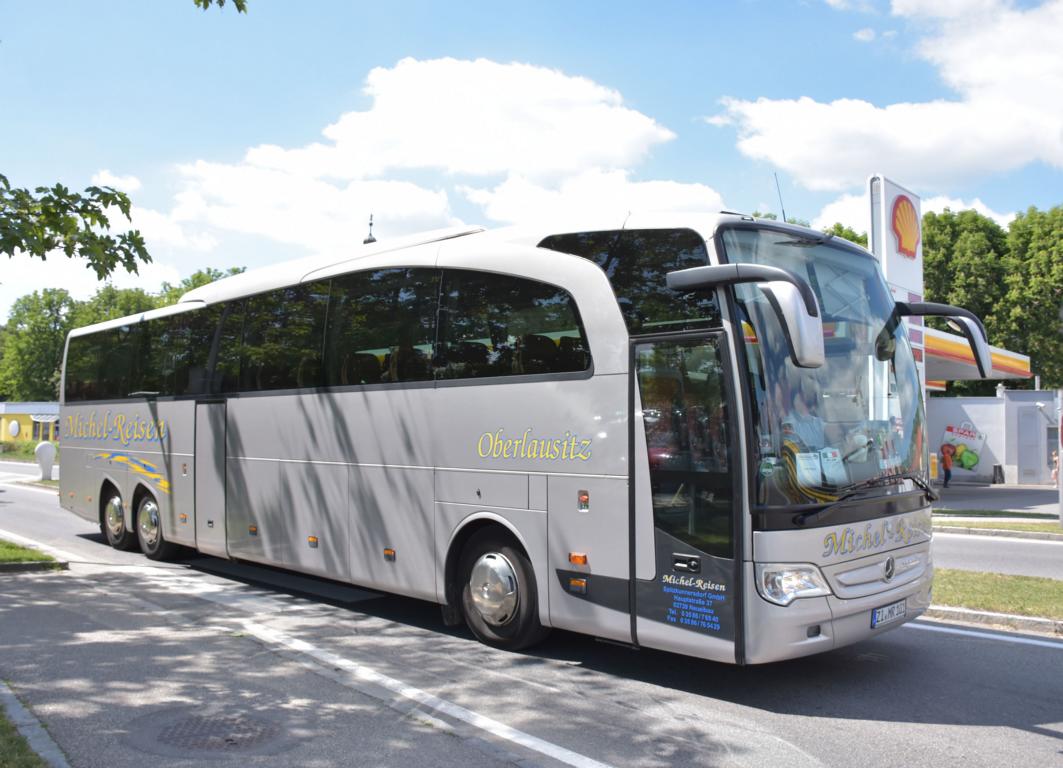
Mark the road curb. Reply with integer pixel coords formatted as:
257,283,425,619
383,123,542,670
0,681,72,768
0,561,68,573
926,605,1063,637
932,525,1063,541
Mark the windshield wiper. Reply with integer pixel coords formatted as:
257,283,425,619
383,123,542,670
792,472,937,527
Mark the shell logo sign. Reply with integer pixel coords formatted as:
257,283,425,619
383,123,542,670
891,194,920,259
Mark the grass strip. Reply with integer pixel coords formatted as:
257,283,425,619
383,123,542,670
935,520,1062,534
933,508,1055,519
0,539,54,565
933,568,1063,621
0,442,59,463
0,706,49,768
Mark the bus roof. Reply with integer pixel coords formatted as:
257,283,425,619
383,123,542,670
177,224,483,306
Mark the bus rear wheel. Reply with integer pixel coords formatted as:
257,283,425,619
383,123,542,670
458,530,549,651
136,494,178,561
102,490,138,551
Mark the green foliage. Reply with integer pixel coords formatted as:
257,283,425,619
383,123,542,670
0,174,150,280
922,208,1013,395
1000,205,1063,388
0,289,75,401
750,211,811,227
821,222,868,248
0,268,243,401
158,267,245,306
193,0,248,11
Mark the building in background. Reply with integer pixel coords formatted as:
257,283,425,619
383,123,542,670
0,402,60,443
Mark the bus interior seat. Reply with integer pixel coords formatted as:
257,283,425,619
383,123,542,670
450,341,490,377
557,334,589,371
518,333,558,374
387,345,430,382
346,352,383,385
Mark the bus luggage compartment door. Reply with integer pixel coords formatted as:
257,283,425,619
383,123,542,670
632,333,741,664
194,401,228,558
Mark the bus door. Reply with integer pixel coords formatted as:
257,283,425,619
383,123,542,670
194,400,228,558
632,333,743,663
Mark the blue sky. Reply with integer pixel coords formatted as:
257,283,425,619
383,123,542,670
2,0,1061,319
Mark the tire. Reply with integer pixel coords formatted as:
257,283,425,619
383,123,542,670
459,529,549,651
135,493,178,561
102,489,138,551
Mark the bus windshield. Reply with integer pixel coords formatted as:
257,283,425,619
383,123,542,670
723,226,925,508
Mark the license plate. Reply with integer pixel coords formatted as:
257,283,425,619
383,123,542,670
871,598,907,628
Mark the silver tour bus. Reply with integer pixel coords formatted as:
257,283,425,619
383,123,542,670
58,214,990,664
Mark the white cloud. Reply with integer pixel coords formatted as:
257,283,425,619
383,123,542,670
172,160,456,252
922,195,1015,228
0,252,181,321
460,169,725,227
245,57,675,183
853,27,876,42
91,169,142,192
811,192,870,233
713,0,1063,191
811,191,1015,233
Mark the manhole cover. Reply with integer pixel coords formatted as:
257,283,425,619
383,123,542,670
124,704,310,759
157,713,280,751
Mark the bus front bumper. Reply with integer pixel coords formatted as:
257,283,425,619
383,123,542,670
742,560,933,665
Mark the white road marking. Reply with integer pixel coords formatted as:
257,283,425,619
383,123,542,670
0,481,62,496
2,531,617,768
934,532,1063,546
0,527,83,563
233,618,617,768
906,620,1063,650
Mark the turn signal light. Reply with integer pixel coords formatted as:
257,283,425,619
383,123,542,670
383,548,396,561
568,577,588,595
568,552,588,566
307,535,319,548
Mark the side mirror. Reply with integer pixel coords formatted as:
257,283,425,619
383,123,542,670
896,301,992,378
666,264,825,368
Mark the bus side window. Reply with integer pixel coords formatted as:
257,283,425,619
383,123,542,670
438,269,591,380
324,268,440,387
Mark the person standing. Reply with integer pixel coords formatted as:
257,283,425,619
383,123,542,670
940,443,955,489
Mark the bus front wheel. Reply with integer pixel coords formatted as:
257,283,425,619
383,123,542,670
102,489,138,551
458,530,549,651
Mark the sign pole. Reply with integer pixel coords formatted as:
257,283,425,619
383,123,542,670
1058,389,1062,530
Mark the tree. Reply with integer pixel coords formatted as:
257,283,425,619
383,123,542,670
0,290,76,401
193,0,247,10
751,211,811,227
822,222,868,248
69,285,161,329
158,267,245,306
1001,205,1063,388
0,174,150,280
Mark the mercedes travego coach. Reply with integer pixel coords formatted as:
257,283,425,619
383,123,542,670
58,213,992,664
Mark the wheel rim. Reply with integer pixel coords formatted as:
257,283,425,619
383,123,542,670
137,499,160,548
105,495,124,538
469,552,519,627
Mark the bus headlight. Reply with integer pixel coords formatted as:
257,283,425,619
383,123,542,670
755,563,832,606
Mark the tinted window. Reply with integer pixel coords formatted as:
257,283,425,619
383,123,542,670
174,305,223,396
214,301,245,394
64,334,101,402
96,325,137,399
324,268,440,386
636,336,732,557
538,229,719,335
438,270,590,379
237,282,330,392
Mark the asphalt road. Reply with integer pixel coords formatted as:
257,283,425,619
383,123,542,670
1,480,1062,768
932,532,1063,580
934,483,1060,515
